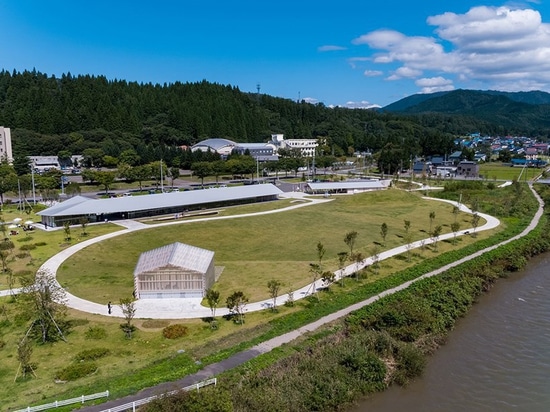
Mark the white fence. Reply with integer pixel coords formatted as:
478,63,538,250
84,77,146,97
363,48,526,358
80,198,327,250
14,390,109,412
100,378,217,412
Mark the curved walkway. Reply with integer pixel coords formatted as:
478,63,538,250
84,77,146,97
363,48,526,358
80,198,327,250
79,184,544,412
30,191,500,319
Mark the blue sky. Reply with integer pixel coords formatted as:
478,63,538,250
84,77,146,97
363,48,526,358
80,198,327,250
1,1,549,108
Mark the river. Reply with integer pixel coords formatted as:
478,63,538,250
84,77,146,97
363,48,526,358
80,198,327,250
353,252,550,412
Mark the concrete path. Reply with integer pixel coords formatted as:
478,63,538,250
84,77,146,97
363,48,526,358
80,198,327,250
1,191,502,319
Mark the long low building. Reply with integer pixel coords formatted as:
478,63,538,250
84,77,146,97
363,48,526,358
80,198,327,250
305,179,390,195
37,184,283,227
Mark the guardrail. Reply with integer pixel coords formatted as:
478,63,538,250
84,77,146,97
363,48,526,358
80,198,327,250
100,378,217,412
13,390,110,412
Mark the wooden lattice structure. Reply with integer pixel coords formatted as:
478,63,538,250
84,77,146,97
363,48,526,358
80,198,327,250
134,242,215,299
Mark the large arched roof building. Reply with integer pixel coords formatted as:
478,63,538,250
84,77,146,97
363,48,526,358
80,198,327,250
191,138,236,156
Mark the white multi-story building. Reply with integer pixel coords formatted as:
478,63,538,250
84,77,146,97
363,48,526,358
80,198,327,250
0,127,13,162
270,134,318,157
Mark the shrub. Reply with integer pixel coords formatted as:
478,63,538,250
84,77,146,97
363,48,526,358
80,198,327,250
0,240,14,250
0,339,5,349
75,348,110,361
84,326,107,340
162,324,189,339
34,241,47,247
15,252,29,259
55,361,98,381
19,244,36,251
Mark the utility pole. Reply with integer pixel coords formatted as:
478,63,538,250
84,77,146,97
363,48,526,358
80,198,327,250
31,166,36,205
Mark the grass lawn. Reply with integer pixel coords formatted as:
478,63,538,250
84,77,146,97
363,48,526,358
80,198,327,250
0,206,122,291
0,187,503,410
479,162,544,181
57,189,486,304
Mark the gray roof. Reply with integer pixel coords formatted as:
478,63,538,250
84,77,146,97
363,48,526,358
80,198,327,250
134,242,214,276
307,180,388,191
38,184,283,217
235,143,273,149
191,138,236,151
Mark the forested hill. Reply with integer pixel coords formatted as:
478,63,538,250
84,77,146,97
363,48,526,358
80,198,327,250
383,89,550,137
0,69,541,162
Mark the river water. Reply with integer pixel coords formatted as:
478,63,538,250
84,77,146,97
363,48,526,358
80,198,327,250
353,252,550,412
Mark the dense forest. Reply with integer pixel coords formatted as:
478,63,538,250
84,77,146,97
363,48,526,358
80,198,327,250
0,69,540,170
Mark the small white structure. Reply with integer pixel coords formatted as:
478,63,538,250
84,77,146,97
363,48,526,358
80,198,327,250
134,242,215,299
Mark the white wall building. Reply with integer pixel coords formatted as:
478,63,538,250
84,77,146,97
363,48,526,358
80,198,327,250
270,134,318,157
0,127,13,163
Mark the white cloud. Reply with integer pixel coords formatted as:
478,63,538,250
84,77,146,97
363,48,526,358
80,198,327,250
302,97,319,104
387,66,423,80
415,77,455,94
363,70,383,77
350,5,550,94
318,45,347,52
343,100,381,109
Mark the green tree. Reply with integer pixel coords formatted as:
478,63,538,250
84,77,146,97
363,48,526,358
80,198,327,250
16,336,35,379
191,162,212,187
471,213,481,236
95,171,116,195
337,251,349,287
119,297,137,339
205,288,220,319
403,219,411,234
351,252,365,281
226,291,248,324
63,221,71,241
431,225,443,252
267,279,282,311
128,164,152,192
380,222,388,246
0,162,17,205
169,166,180,188
119,149,140,166
451,221,461,244
429,211,436,233
19,269,68,344
80,217,89,236
344,230,358,258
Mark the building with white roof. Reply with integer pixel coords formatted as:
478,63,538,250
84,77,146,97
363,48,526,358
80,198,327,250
191,138,236,157
305,179,390,195
134,242,215,299
37,184,283,227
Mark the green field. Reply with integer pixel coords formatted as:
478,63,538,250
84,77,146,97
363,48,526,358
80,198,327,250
0,188,499,410
479,162,545,181
56,189,484,304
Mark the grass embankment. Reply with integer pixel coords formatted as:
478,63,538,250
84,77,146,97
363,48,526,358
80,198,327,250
0,183,522,410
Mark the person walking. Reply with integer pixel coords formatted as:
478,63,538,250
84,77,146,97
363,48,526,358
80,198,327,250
107,301,112,314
